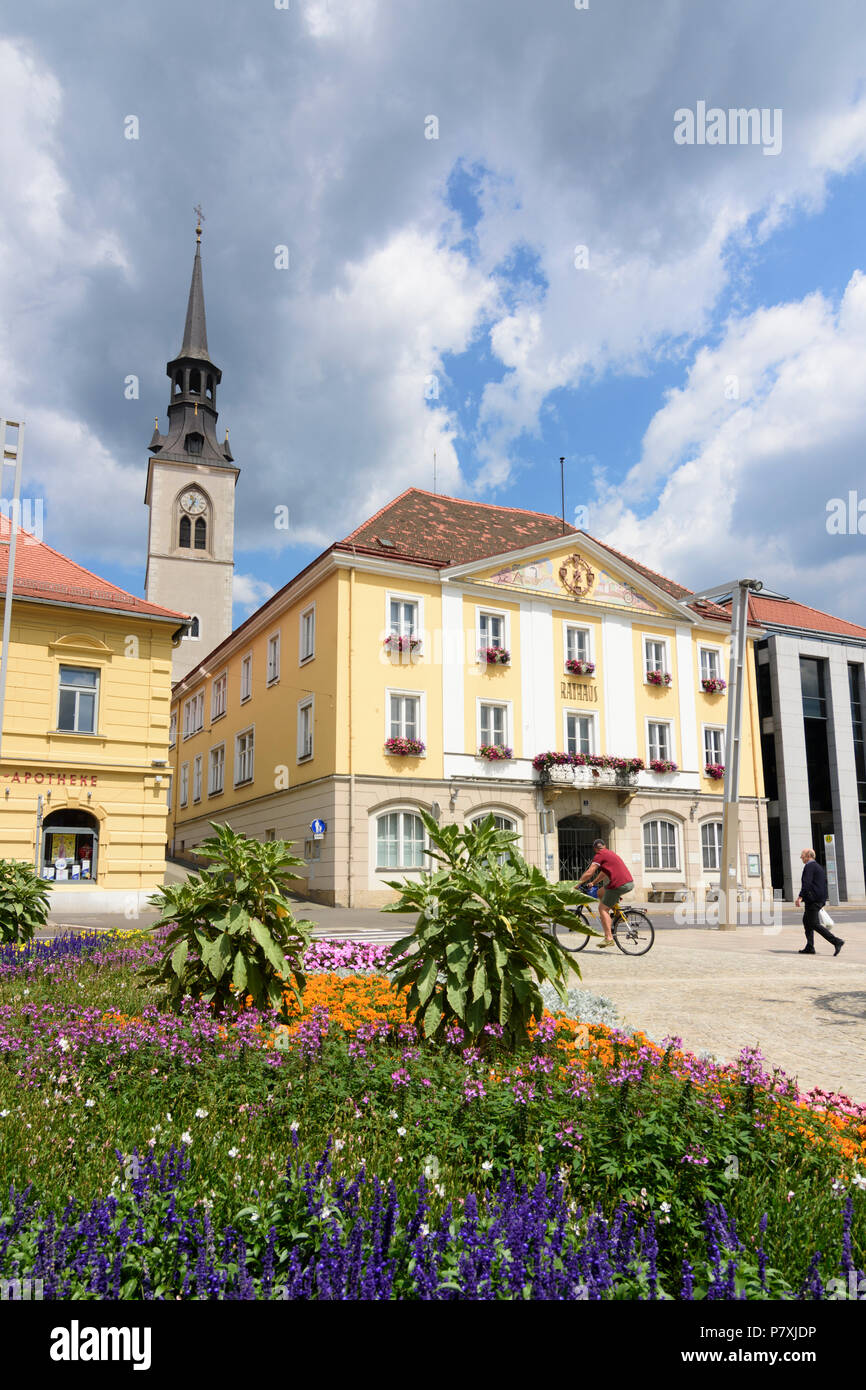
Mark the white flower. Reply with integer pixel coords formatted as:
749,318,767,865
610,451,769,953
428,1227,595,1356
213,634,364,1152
853,1174,866,1191
57,1037,70,1053
0,1110,9,1118
194,1108,209,1119
481,1160,493,1172
165,1112,172,1121
333,1139,345,1152
389,1109,398,1119
289,1120,299,1132
420,1223,429,1237
397,1126,407,1137
181,1130,192,1144
434,1183,445,1198
147,1137,156,1148
228,1147,239,1158
321,1206,332,1220
660,1201,671,1213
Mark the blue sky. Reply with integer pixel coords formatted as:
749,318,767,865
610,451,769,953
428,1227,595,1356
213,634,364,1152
2,0,866,625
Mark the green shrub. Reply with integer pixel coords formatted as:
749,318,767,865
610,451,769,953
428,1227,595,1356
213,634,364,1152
141,822,314,1018
383,812,594,1046
0,858,52,943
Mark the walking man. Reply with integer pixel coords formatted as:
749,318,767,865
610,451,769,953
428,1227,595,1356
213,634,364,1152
577,839,634,948
794,848,844,956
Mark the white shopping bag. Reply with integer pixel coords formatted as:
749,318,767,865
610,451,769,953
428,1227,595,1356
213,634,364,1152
818,908,834,927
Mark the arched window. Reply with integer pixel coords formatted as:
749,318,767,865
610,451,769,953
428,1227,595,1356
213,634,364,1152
375,811,425,869
206,375,214,400
174,371,183,395
189,369,201,395
701,821,723,871
185,432,203,455
186,615,200,639
471,812,519,866
179,515,191,548
194,517,207,550
643,819,679,871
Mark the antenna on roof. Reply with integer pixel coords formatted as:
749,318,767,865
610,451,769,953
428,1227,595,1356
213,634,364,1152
433,449,437,496
560,457,566,534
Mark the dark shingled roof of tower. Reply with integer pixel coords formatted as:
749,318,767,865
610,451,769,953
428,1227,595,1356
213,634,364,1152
337,488,731,619
178,241,211,362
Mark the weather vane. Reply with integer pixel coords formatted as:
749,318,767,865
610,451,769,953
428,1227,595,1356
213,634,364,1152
194,204,205,242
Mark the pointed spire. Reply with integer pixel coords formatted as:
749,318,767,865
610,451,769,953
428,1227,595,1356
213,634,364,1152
178,217,210,361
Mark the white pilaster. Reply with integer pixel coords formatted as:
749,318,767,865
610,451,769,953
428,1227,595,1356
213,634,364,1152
520,601,555,758
601,612,638,755
441,585,465,752
675,624,700,770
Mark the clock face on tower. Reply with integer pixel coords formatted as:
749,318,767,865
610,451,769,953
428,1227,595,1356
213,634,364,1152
180,490,206,515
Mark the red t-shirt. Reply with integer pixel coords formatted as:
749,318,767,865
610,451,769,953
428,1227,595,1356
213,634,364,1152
591,848,632,888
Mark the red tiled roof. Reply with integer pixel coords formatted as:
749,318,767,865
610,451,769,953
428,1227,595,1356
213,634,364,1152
338,487,733,620
339,488,579,566
0,517,187,622
741,594,866,640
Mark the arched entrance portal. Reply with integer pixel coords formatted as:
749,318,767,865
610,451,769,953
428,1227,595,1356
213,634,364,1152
41,808,99,884
557,814,603,881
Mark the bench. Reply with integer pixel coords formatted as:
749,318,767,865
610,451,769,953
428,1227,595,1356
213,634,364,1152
648,881,688,902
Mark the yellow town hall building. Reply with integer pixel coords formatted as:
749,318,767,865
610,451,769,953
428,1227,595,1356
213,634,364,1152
167,488,768,907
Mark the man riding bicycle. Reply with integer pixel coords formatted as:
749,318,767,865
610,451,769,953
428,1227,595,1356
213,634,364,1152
576,839,635,948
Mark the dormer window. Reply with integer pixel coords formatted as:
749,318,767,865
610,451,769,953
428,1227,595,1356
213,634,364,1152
186,432,204,455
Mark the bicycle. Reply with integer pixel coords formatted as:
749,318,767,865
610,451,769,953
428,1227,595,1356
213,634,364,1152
553,898,655,956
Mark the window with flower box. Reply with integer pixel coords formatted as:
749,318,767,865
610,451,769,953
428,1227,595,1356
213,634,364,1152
643,637,671,683
479,701,509,750
699,646,723,684
703,726,725,767
564,625,591,666
388,691,422,743
647,720,673,763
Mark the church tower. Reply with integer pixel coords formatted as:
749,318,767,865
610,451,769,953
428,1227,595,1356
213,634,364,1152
144,217,238,683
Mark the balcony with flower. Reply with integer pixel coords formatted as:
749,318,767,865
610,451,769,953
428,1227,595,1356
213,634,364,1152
533,750,645,790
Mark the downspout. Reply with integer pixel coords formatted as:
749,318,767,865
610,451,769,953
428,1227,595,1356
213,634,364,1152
746,631,767,896
348,566,355,907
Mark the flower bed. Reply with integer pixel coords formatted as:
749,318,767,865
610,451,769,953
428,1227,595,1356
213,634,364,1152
384,737,426,756
646,670,672,686
478,744,513,761
649,759,678,773
1,933,864,1300
565,658,595,676
705,763,725,780
702,677,727,694
481,647,510,665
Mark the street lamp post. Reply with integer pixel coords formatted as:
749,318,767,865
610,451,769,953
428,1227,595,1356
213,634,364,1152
689,577,763,930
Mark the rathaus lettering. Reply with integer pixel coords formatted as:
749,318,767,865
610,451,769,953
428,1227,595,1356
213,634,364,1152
561,681,598,702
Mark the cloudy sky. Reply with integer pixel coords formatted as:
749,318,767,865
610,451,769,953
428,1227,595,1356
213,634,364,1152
2,0,866,623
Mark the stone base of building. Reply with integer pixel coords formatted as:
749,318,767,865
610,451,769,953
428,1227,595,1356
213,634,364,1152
170,772,772,911
47,886,157,917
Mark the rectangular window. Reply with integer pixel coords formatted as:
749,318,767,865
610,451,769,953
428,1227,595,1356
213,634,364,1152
211,673,227,720
184,691,203,737
701,822,723,871
389,598,418,638
376,811,425,869
235,729,254,785
208,744,225,796
565,712,594,755
195,691,204,731
703,727,725,766
647,721,671,762
179,762,189,807
389,693,420,741
240,654,252,702
644,638,667,679
700,647,721,682
479,612,505,649
57,666,99,734
192,754,203,803
643,820,678,870
300,606,316,663
298,699,314,761
267,632,281,684
800,656,827,719
265,828,276,842
480,702,507,746
169,710,177,747
565,626,589,664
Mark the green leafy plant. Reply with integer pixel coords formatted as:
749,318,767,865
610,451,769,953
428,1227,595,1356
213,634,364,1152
383,812,595,1046
141,823,314,1018
0,858,51,943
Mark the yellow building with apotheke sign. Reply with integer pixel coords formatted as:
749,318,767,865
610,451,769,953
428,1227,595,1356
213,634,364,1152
168,488,767,906
0,518,188,911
